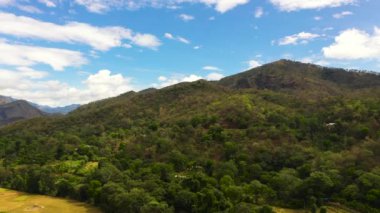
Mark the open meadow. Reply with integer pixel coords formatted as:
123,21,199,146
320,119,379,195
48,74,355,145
0,188,101,213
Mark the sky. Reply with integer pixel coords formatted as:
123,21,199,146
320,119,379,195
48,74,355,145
0,0,379,106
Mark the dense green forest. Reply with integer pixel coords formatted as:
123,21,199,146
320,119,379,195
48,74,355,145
0,60,379,213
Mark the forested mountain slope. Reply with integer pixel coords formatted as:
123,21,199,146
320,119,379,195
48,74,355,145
0,60,379,213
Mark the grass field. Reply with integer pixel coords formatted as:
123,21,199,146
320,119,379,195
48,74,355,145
274,205,355,213
0,188,102,213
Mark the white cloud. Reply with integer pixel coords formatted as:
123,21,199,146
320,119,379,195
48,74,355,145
203,66,221,71
16,5,43,13
206,72,224,80
164,33,174,39
0,40,87,71
193,45,202,50
0,0,14,6
154,71,225,88
0,69,134,106
155,74,202,88
0,0,44,13
73,0,249,13
323,27,380,60
179,13,194,21
158,76,167,81
314,16,322,21
164,33,190,44
278,32,320,45
200,0,249,13
177,37,190,44
0,12,161,51
269,0,355,11
38,0,57,7
248,60,262,69
74,0,118,13
131,33,162,49
300,56,330,66
333,11,353,19
254,7,264,18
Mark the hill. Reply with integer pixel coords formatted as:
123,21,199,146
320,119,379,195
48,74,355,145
0,100,45,126
0,95,15,105
0,60,379,213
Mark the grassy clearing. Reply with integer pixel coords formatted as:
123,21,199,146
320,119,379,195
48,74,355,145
0,188,102,213
274,206,353,213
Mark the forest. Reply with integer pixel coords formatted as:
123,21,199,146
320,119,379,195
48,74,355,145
0,60,379,213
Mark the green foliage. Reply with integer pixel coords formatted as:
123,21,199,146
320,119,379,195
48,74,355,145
0,61,380,212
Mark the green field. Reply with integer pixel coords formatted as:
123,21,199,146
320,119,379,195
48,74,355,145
0,188,102,213
273,206,354,213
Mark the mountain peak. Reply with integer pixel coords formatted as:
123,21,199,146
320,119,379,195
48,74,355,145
218,60,380,91
0,100,44,126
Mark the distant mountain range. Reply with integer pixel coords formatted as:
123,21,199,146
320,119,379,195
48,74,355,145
30,103,81,115
0,95,80,126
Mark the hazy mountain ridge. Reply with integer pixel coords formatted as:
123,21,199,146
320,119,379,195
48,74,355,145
31,103,80,115
0,100,45,126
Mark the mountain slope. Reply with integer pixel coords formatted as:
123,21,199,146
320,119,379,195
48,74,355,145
0,100,45,126
0,95,15,105
0,60,379,213
219,59,380,93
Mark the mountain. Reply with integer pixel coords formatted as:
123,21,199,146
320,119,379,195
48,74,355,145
0,95,79,115
0,60,379,213
0,100,45,126
0,95,15,105
32,103,80,115
219,59,380,91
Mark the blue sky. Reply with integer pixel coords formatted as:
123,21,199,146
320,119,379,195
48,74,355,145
0,0,379,106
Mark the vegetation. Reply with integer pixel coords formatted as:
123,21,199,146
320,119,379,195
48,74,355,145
0,188,101,212
0,60,379,213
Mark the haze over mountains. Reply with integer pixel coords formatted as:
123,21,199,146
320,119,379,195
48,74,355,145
0,60,379,212
0,100,45,126
0,95,80,126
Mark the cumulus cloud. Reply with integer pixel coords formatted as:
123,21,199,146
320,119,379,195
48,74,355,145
200,0,249,13
0,69,134,106
254,7,264,18
154,72,225,88
155,74,202,88
333,11,353,19
165,33,190,44
0,12,161,51
278,32,320,45
323,27,380,60
0,40,87,71
74,0,249,13
247,60,262,69
269,0,355,11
